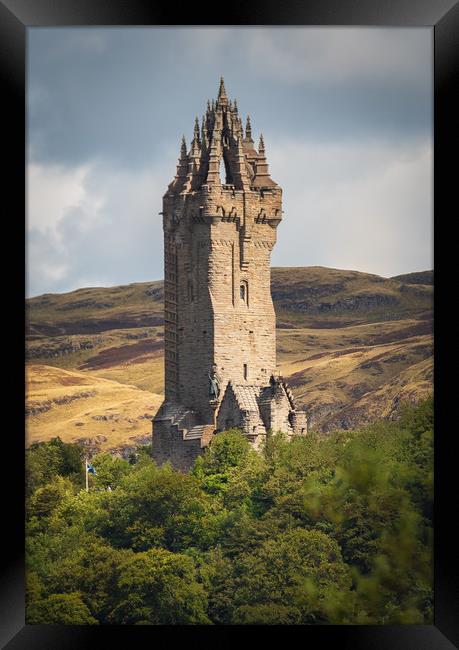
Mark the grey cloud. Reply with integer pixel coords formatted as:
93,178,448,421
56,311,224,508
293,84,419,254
270,136,433,277
28,27,432,169
27,27,433,296
27,159,168,296
27,133,432,297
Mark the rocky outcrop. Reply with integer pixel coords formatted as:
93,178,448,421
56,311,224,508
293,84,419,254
27,340,95,360
145,286,164,299
25,390,96,416
58,299,115,311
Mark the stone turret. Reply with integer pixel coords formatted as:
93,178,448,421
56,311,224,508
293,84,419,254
153,79,307,470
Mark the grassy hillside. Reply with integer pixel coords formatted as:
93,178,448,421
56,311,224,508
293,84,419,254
26,267,433,450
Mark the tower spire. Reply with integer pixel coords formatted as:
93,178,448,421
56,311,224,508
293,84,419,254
181,135,187,158
245,115,253,142
217,76,229,108
258,133,265,155
218,76,227,101
193,116,200,145
168,134,188,192
201,115,208,150
233,136,250,189
251,131,276,188
205,132,221,187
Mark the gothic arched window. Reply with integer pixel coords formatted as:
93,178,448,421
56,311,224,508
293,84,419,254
219,157,226,185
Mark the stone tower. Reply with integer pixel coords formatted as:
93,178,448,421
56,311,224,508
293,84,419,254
152,79,307,470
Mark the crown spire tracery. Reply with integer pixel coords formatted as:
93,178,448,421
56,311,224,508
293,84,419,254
167,79,277,193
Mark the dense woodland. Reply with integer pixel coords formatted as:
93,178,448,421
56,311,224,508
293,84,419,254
26,396,433,625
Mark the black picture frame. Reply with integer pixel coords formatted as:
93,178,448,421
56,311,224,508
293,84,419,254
2,0,457,647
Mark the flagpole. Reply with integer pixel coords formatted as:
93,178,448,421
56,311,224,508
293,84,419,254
85,456,89,492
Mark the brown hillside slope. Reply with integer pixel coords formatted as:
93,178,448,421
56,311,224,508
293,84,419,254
26,365,163,454
26,267,433,444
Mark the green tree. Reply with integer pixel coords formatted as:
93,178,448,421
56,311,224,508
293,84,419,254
108,548,210,624
44,540,128,623
209,528,353,624
27,476,75,532
91,452,130,490
95,463,219,552
27,592,98,625
26,437,84,495
192,429,258,497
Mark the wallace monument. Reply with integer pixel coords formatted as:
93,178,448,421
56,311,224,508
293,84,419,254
152,79,308,470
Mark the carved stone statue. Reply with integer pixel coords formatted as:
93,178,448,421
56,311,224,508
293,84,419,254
208,364,221,400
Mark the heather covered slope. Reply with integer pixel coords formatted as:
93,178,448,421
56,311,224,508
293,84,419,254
27,280,164,338
391,270,433,285
26,267,433,448
272,266,432,327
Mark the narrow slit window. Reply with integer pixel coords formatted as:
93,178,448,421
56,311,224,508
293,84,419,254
240,281,248,303
243,363,248,380
188,280,194,302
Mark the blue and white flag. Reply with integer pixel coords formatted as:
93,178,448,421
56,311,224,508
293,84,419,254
86,463,97,475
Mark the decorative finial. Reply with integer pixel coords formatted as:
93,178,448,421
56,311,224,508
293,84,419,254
181,135,187,155
233,98,238,113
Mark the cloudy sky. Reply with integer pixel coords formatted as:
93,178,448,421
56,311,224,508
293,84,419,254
27,27,433,297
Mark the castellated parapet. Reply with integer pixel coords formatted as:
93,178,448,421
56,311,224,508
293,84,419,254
152,78,307,470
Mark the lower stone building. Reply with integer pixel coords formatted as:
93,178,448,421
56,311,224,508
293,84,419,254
153,374,307,471
217,375,308,450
